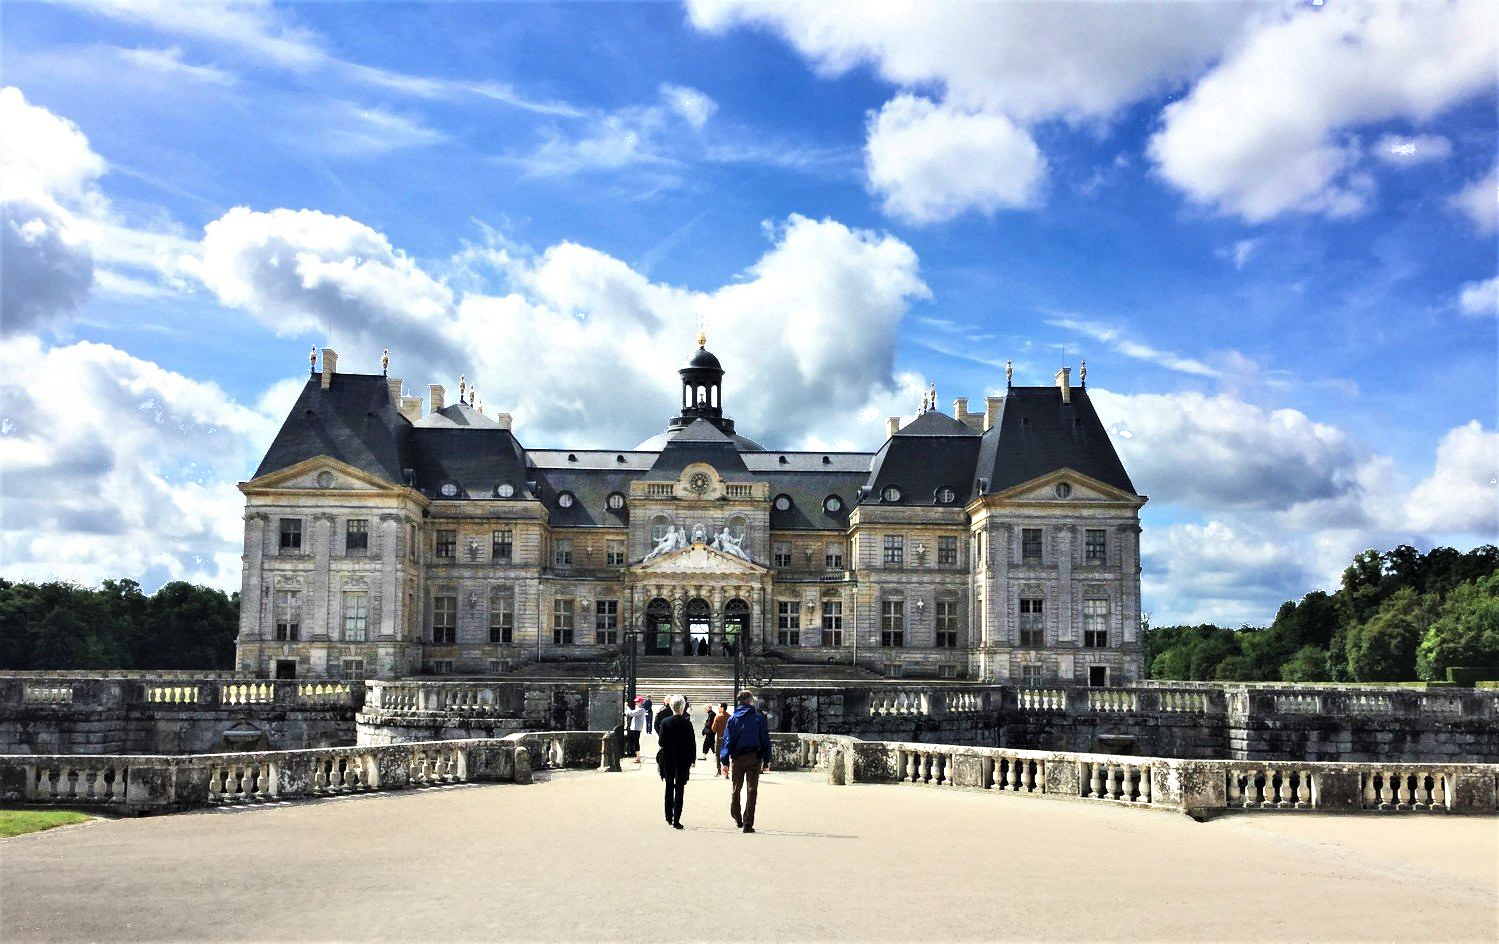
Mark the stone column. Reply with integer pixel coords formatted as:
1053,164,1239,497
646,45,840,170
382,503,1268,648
241,513,267,642
1056,525,1073,644
310,513,334,641
379,514,401,639
1120,522,1141,644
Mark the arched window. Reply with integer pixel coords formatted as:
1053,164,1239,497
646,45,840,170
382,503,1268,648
651,515,672,542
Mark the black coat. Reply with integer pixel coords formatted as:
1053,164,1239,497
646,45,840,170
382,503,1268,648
656,714,698,777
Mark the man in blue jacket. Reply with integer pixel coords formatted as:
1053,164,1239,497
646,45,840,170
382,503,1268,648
718,689,772,833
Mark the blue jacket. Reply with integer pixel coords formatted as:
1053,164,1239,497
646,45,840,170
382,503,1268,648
718,703,771,766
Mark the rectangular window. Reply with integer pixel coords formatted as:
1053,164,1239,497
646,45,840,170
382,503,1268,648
1021,528,1043,563
595,599,619,645
431,659,454,675
278,518,302,551
1019,598,1044,647
554,538,573,568
881,600,905,647
342,658,365,678
342,590,368,642
773,542,792,568
776,601,801,646
825,542,844,570
489,587,514,644
1089,665,1109,687
606,540,625,567
1086,529,1107,564
937,535,958,566
552,598,575,645
432,595,457,645
883,534,904,565
935,600,959,648
1084,599,1110,648
1021,664,1043,686
408,524,418,562
274,590,301,641
345,519,369,555
821,601,844,646
435,529,456,560
492,529,513,562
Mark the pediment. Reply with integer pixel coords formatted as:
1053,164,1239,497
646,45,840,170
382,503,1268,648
241,456,403,495
633,543,766,576
988,468,1145,506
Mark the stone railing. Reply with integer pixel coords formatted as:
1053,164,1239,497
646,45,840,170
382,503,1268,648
1,730,609,815
1,676,362,712
864,688,989,717
770,733,1499,818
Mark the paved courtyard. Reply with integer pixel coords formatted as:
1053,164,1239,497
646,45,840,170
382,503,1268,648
2,740,1495,943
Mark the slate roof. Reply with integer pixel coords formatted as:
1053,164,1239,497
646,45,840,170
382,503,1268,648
251,372,1137,528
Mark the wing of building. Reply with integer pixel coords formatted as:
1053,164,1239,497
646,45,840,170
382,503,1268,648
237,341,1146,684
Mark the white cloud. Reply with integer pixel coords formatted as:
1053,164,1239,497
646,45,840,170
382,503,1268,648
864,95,1044,224
0,336,278,589
1217,238,1261,271
1046,317,1223,378
0,86,107,206
64,0,326,71
660,84,717,130
310,102,447,156
1373,133,1452,167
1150,1,1496,222
1450,165,1498,233
1402,421,1499,534
1457,276,1499,318
113,46,237,86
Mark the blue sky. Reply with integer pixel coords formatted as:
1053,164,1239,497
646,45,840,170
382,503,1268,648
1,0,1495,625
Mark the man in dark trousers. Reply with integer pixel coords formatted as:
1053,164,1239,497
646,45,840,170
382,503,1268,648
655,695,697,829
718,689,772,833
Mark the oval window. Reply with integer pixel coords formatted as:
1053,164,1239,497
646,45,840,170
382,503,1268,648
557,492,575,508
882,485,902,503
495,482,515,498
607,492,625,511
1054,482,1072,499
823,495,843,514
936,486,956,504
774,495,792,511
316,471,334,489
440,482,459,497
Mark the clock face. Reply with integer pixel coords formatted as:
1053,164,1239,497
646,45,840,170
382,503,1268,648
688,472,711,494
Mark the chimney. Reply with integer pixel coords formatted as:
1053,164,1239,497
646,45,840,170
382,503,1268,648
953,397,984,432
428,384,445,413
495,412,513,430
320,349,338,390
387,377,404,405
399,395,423,423
1055,366,1071,404
983,396,1002,432
885,415,901,439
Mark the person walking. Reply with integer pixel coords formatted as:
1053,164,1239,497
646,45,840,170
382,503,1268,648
718,689,772,833
700,703,716,759
623,696,648,763
710,703,730,776
655,695,697,829
654,695,674,733
642,695,654,734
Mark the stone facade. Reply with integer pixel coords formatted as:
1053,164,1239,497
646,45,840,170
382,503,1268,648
236,346,1145,683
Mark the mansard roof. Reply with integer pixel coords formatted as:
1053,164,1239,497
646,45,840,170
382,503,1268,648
975,386,1136,496
254,373,414,484
863,409,984,507
414,402,503,428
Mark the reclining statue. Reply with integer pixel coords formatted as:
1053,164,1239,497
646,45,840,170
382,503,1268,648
712,528,752,562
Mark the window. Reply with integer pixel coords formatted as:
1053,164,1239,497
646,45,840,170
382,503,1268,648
554,538,573,568
557,491,575,509
342,591,368,642
936,486,956,504
774,495,792,511
773,542,792,568
881,600,905,647
430,660,454,674
595,600,619,645
1085,529,1107,564
279,518,302,551
492,529,513,562
274,590,301,641
606,492,625,511
440,482,459,497
777,601,801,646
881,484,902,503
1021,664,1043,686
495,482,515,498
489,587,514,644
935,600,959,648
1089,665,1109,687
345,519,369,555
1021,528,1043,563
823,495,843,514
316,470,334,488
1054,482,1073,499
1019,598,1044,647
883,534,904,565
651,517,671,543
552,598,575,645
606,540,625,567
432,595,457,644
937,535,958,566
1084,599,1109,648
821,601,844,646
408,524,418,562
825,542,844,569
435,529,456,560
342,658,365,678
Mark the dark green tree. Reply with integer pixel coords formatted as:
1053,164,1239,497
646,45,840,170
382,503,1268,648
1344,587,1432,681
1416,574,1499,681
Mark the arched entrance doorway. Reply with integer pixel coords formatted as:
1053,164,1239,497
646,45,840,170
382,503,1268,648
686,598,711,656
645,597,673,655
724,598,750,655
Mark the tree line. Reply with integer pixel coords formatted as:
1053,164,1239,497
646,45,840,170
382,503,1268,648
1144,544,1499,684
0,579,238,670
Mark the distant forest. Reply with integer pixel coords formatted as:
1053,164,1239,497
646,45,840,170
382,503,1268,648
1144,544,1499,684
2,543,1496,680
0,579,238,671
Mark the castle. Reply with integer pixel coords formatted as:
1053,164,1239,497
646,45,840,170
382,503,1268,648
236,337,1145,682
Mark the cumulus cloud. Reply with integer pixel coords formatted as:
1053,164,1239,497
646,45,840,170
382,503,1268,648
1150,1,1496,222
192,207,929,449
864,95,1044,223
1450,165,1498,233
1402,422,1499,534
0,336,277,589
1457,276,1499,318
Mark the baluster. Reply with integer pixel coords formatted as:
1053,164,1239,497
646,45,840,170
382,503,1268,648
1379,770,1394,809
1138,766,1151,803
1394,771,1410,810
1087,762,1101,798
1006,758,1020,791
1035,761,1046,792
1362,772,1377,808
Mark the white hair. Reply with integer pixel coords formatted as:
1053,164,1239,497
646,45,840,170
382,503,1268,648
669,694,686,713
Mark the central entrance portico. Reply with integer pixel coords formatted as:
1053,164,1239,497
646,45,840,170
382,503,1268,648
630,543,769,657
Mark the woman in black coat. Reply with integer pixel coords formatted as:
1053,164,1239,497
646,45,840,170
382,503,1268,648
656,695,698,829
700,704,716,759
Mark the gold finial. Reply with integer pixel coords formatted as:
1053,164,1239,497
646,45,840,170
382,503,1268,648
309,345,318,372
697,329,707,348
381,348,390,375
1005,359,1013,387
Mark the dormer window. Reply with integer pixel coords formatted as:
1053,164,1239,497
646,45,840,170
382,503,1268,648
494,482,515,498
439,482,459,498
557,491,576,509
823,495,843,514
935,486,956,504
606,492,626,511
881,485,902,503
773,494,792,511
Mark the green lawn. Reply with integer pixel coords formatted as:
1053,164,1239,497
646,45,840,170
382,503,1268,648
0,808,94,838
